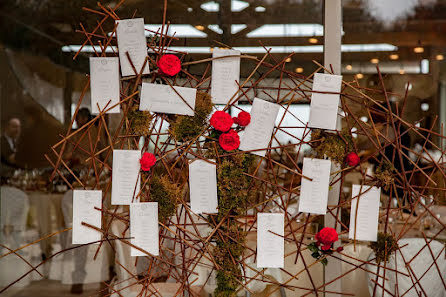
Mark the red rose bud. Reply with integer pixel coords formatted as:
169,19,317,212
157,54,181,76
336,246,344,252
219,129,240,151
234,111,251,126
140,152,156,171
315,227,339,246
321,244,331,251
345,152,360,167
210,111,233,132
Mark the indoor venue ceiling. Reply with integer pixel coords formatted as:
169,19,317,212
1,0,445,73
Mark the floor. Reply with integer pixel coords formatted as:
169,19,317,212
2,280,101,297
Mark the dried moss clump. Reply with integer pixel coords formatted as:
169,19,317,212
128,105,153,136
142,174,180,221
375,161,395,190
311,129,354,164
210,152,255,296
169,91,213,142
369,232,398,263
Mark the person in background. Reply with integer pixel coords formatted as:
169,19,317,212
1,117,22,180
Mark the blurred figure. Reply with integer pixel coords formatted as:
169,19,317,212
1,117,22,180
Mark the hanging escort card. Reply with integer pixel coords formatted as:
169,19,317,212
308,73,343,130
211,48,241,105
349,185,381,242
188,159,218,214
111,150,141,205
89,57,120,114
115,18,150,77
257,213,284,268
239,98,280,157
72,190,102,244
130,202,159,256
298,158,332,215
140,83,196,116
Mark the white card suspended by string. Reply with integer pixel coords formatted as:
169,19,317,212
130,202,159,257
211,48,241,105
72,190,102,244
239,98,280,157
188,159,218,214
140,83,196,116
349,185,381,242
111,150,141,205
115,18,150,77
298,158,332,215
257,213,284,268
89,57,120,114
308,73,343,130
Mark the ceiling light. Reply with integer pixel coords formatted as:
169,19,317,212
399,69,405,74
285,57,292,63
195,25,205,31
356,73,364,79
370,58,379,64
389,54,399,60
414,47,424,53
308,37,318,44
295,67,304,73
187,7,193,12
436,54,444,61
345,64,352,70
255,6,266,12
421,103,429,111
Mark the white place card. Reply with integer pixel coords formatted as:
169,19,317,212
349,185,381,242
309,73,343,130
111,150,141,205
257,213,284,268
140,83,196,116
115,18,150,77
130,202,159,256
89,57,120,114
72,190,102,244
189,160,218,214
239,98,280,157
298,158,332,215
211,49,241,105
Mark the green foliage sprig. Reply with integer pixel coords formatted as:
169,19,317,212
369,232,398,263
311,129,354,165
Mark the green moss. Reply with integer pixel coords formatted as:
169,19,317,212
141,174,180,221
375,161,395,190
311,129,354,164
169,91,213,142
128,105,153,136
369,232,398,263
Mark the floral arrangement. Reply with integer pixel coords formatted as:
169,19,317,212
311,129,355,165
369,232,398,263
307,227,343,266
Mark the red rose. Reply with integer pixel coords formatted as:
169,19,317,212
140,152,156,171
316,227,338,246
233,111,251,127
345,152,360,167
210,111,233,132
219,130,240,151
157,54,181,76
321,244,331,251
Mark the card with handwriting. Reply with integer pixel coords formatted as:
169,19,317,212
72,190,102,244
130,202,159,256
111,150,141,205
298,158,332,215
140,83,196,116
239,98,280,157
349,185,381,242
309,73,343,130
257,213,284,268
89,57,120,114
211,49,241,105
189,160,218,214
115,18,149,77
